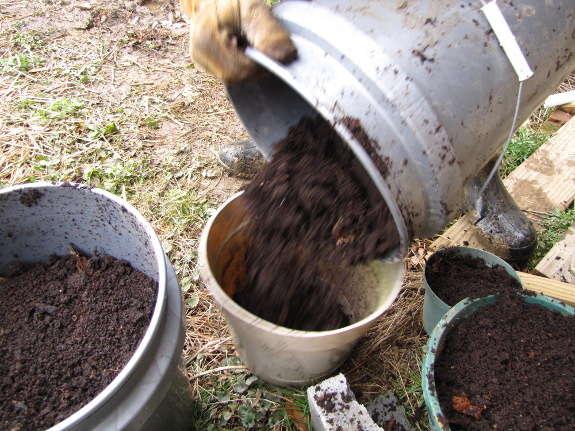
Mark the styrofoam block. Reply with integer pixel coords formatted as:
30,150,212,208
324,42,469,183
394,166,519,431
365,392,416,431
307,373,383,431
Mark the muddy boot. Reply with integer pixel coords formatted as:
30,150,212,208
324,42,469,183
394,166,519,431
217,139,266,179
464,159,537,262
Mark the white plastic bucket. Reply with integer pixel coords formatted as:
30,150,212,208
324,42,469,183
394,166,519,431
199,192,405,386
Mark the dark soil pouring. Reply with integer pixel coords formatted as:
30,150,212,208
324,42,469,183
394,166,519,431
432,291,575,430
233,116,399,331
425,249,522,306
0,252,156,431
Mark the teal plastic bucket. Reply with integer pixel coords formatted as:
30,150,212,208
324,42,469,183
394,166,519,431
422,292,575,430
422,246,523,335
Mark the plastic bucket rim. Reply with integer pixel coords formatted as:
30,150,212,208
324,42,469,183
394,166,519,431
199,191,405,339
0,182,168,430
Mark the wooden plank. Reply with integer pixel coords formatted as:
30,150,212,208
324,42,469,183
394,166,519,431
504,116,575,212
534,222,575,284
431,115,575,252
519,271,575,308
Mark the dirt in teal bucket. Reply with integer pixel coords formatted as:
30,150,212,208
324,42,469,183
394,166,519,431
425,249,522,306
432,291,575,430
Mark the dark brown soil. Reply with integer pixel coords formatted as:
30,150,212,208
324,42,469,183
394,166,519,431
234,116,399,331
433,291,575,430
425,249,522,305
0,253,156,431
18,189,43,207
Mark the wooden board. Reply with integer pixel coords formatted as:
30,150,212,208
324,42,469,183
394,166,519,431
430,115,575,252
519,271,575,308
534,222,575,284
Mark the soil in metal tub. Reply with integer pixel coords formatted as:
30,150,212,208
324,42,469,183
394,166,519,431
0,252,156,430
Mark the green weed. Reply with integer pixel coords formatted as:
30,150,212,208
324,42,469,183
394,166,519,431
193,365,284,429
161,188,214,234
11,30,55,50
82,158,140,194
47,98,86,119
145,117,161,129
191,361,310,430
66,64,101,84
499,127,553,178
18,97,86,120
86,123,119,140
0,53,45,75
527,207,575,270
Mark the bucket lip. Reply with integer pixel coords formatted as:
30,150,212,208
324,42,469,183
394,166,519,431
200,191,405,338
0,182,168,430
422,292,575,430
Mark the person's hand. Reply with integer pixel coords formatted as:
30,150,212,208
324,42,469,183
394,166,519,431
180,0,297,84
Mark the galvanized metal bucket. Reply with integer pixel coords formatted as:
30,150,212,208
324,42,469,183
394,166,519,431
0,182,194,431
227,0,575,259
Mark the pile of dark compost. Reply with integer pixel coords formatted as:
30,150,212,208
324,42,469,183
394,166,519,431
234,116,399,331
0,253,156,430
433,291,575,430
425,249,522,306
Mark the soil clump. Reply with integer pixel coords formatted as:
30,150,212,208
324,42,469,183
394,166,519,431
433,291,575,430
0,253,156,431
234,116,399,331
425,249,522,305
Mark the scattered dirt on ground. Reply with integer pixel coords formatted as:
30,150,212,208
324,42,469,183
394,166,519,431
425,249,523,305
433,291,575,430
234,116,399,331
0,253,156,430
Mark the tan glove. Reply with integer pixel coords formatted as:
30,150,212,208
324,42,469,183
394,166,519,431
180,0,297,84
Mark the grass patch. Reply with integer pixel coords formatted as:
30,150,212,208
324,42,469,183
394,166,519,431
1,52,46,75
497,119,573,272
189,363,310,430
499,127,555,178
161,188,214,234
527,206,575,270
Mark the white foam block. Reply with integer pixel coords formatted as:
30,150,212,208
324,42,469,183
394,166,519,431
307,374,383,431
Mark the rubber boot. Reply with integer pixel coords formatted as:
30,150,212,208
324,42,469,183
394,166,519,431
463,159,537,262
217,139,266,179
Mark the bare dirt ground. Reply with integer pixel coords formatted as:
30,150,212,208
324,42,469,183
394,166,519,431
1,0,248,189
